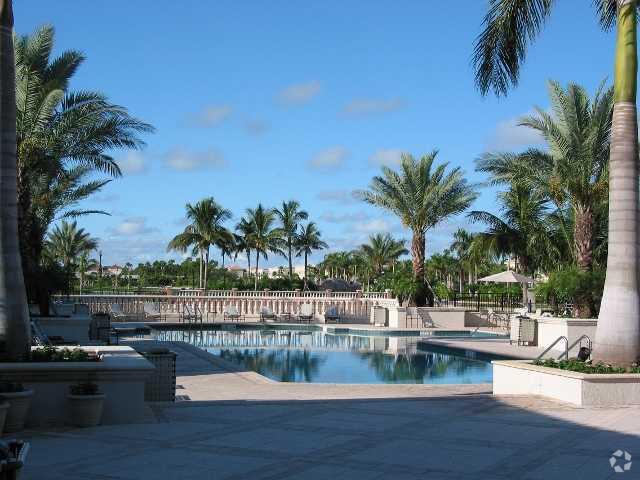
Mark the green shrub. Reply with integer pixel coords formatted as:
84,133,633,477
533,358,640,374
29,346,99,362
535,267,604,317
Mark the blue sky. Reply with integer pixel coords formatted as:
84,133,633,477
17,1,616,267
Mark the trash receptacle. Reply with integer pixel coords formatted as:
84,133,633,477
139,347,176,402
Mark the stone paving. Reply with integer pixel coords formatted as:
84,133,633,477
18,340,640,480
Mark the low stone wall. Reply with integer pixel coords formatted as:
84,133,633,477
493,360,640,407
0,346,154,427
34,315,91,344
531,316,597,355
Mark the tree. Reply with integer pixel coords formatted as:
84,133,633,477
273,200,308,281
468,185,557,275
44,220,98,294
358,234,408,278
15,25,153,313
450,229,475,292
295,222,328,289
477,81,613,272
168,198,231,289
76,253,98,294
235,217,255,279
473,0,639,365
245,204,284,290
358,152,477,306
0,0,30,359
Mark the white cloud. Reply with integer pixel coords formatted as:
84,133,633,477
188,105,233,127
352,218,394,234
110,217,157,237
342,97,404,116
486,115,544,150
164,147,227,171
308,146,349,172
277,80,321,105
320,211,370,223
91,193,120,204
118,151,147,175
316,189,359,203
369,148,404,168
244,118,269,136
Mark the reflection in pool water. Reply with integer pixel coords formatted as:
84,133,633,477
154,328,493,384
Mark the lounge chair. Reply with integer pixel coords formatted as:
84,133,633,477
109,303,128,321
223,305,243,322
260,306,277,323
298,303,314,324
143,302,164,321
324,306,340,324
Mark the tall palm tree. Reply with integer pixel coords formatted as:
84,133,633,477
295,222,328,288
45,220,98,294
76,253,98,295
358,234,408,278
450,229,475,292
245,204,284,290
0,0,30,359
477,81,613,272
468,185,557,275
473,0,639,366
168,198,231,289
235,216,255,278
216,231,236,289
15,25,152,313
358,152,477,306
273,200,308,281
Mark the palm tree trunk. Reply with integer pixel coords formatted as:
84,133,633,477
222,251,226,289
303,251,308,290
574,204,594,270
411,231,431,306
0,0,30,360
246,249,251,279
596,0,640,365
203,247,209,289
198,251,203,288
288,238,293,280
254,250,259,290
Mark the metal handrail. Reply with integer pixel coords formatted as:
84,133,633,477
536,336,568,360
561,335,592,360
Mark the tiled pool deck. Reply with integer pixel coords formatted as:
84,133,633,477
19,340,640,480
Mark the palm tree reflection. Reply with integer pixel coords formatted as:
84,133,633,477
219,349,325,382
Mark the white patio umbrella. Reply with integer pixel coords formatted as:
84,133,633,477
477,270,534,310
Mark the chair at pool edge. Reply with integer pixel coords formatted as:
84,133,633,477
260,306,277,323
324,306,340,324
298,303,314,324
223,305,243,322
109,303,128,321
143,302,164,322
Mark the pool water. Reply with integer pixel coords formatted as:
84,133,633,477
154,328,493,385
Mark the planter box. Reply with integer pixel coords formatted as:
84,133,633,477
493,360,640,407
0,346,154,427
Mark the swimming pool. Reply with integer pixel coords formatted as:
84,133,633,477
154,327,495,384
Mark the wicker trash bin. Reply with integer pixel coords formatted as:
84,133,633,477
138,348,176,402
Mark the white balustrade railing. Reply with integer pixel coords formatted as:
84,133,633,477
56,290,397,323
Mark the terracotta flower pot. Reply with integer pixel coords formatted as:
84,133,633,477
0,402,10,434
67,394,105,428
1,389,34,432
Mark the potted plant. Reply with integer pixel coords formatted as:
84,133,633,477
67,382,105,428
0,382,34,432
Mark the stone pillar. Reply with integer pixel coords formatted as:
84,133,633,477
387,306,407,328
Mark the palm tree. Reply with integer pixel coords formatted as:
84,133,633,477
477,81,613,272
473,0,639,366
358,152,477,306
168,198,231,289
235,216,255,278
468,185,557,276
273,200,308,281
216,232,236,289
0,0,30,359
450,229,475,292
15,25,153,313
295,222,328,288
76,253,98,295
359,234,408,278
245,204,284,290
45,220,98,294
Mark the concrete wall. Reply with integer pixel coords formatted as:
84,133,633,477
493,360,640,407
533,316,597,356
0,346,154,427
